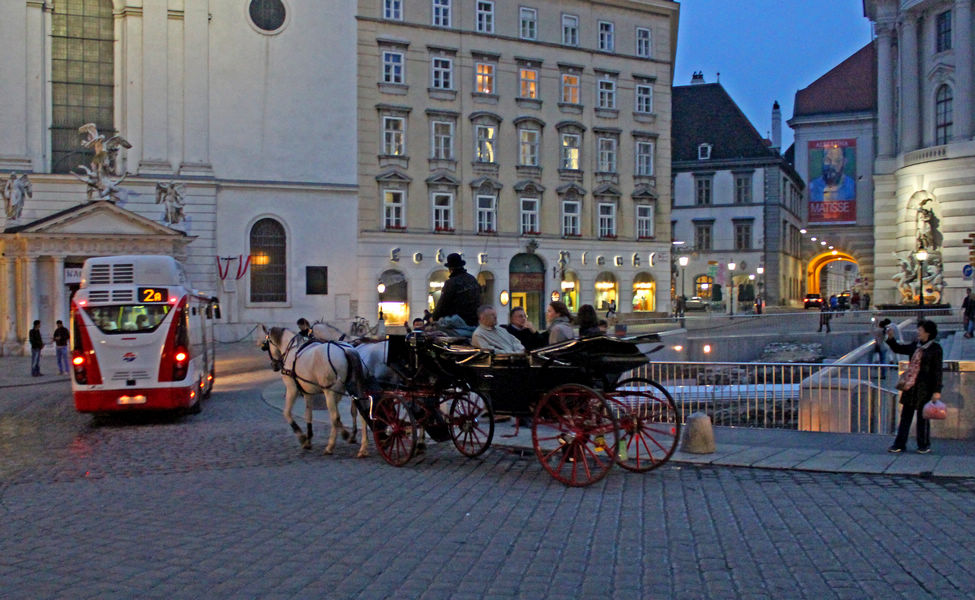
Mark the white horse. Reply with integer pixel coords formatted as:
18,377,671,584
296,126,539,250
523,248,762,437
262,326,370,457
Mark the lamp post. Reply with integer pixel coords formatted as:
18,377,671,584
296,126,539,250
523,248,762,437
678,255,689,311
756,265,764,313
727,260,736,317
915,247,928,310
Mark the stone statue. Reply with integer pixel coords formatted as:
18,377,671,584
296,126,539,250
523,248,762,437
915,197,943,252
893,191,946,305
2,173,31,220
78,122,131,177
155,181,186,225
72,165,128,202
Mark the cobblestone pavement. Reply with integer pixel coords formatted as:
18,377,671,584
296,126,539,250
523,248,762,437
2,347,975,599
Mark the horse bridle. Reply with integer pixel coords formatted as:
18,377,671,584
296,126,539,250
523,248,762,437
262,332,295,372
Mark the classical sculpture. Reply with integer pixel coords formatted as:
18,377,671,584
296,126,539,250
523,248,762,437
155,181,186,225
72,165,129,202
73,123,131,202
893,191,946,304
2,173,31,220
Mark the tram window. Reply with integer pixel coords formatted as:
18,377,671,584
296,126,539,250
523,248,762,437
84,305,172,334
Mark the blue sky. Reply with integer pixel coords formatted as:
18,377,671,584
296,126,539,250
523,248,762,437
674,0,874,151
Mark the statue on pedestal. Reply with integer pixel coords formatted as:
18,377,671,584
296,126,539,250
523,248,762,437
2,173,31,220
73,123,131,203
155,181,186,225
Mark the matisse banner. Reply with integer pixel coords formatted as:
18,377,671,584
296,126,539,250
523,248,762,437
807,139,857,224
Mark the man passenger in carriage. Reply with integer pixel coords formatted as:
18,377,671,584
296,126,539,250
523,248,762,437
471,306,525,354
502,306,547,351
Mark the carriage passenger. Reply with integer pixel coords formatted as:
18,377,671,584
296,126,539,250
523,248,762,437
546,301,574,344
502,307,547,351
471,306,525,354
577,304,602,338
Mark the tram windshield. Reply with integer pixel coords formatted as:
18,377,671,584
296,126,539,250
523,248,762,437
84,304,172,334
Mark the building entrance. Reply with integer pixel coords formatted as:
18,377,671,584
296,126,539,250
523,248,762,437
509,253,545,326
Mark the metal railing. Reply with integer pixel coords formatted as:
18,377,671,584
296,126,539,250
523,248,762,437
625,361,900,434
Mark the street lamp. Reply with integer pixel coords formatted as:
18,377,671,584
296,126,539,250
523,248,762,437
678,255,689,309
915,246,928,309
727,260,736,317
756,266,765,314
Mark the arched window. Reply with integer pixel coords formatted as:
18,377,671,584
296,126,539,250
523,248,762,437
51,0,115,174
694,274,714,299
250,219,287,302
379,269,409,324
631,272,656,312
936,84,953,145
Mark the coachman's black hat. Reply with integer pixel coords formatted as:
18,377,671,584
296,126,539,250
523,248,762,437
445,253,466,268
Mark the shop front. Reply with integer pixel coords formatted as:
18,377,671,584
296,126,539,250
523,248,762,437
509,253,545,326
378,269,408,324
594,272,618,313
631,272,656,312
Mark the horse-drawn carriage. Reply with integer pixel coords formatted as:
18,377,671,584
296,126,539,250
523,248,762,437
263,325,681,487
369,332,681,487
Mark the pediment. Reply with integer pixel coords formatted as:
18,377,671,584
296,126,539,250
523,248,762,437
5,200,184,237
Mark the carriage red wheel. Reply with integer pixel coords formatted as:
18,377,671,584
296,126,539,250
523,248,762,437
531,384,619,487
445,386,495,458
607,377,681,472
372,391,417,467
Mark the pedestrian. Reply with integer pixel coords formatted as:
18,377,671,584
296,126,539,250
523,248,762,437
606,299,617,321
963,288,974,338
29,319,44,376
52,319,70,375
886,319,943,454
872,318,891,365
818,303,831,333
862,292,871,310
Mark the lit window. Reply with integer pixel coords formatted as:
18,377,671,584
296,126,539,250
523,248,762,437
475,62,495,94
384,190,405,229
561,74,580,104
475,125,496,162
249,218,286,303
382,116,405,155
520,68,538,99
560,133,580,170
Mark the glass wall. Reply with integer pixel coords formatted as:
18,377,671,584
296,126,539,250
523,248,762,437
631,272,656,311
594,271,618,312
560,270,579,312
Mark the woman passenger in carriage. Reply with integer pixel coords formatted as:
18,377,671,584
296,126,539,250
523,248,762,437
471,306,525,354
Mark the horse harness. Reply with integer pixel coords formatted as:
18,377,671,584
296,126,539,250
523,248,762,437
265,333,362,398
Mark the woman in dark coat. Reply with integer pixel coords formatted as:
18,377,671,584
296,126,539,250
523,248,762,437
885,319,943,454
577,304,601,338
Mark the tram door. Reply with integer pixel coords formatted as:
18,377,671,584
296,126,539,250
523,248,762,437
509,253,545,326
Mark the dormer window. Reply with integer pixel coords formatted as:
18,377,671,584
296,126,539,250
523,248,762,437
697,143,712,160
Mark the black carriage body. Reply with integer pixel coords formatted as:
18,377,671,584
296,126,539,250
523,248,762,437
385,333,660,416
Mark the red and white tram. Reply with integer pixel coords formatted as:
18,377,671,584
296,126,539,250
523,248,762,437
70,255,219,414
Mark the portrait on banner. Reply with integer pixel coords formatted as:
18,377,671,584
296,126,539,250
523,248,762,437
808,139,856,224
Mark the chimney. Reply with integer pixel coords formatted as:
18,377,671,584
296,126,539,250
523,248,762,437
771,100,782,150
690,71,705,85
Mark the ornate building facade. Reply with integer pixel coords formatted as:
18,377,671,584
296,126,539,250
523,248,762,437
865,0,975,306
355,0,679,327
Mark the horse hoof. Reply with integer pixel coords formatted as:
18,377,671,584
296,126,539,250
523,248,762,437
347,434,358,444
356,451,369,459
302,440,312,450
323,446,334,455
298,433,308,446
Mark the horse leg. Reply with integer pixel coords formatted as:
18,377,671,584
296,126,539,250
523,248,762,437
302,395,314,450
283,388,308,448
355,407,370,458
323,391,345,455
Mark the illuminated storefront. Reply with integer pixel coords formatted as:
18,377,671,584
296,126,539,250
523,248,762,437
477,271,495,308
427,269,448,313
509,253,545,326
594,272,618,312
631,272,656,311
560,270,580,312
694,275,714,299
378,269,408,324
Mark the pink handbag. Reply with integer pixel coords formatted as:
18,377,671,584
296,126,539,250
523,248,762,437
922,399,947,420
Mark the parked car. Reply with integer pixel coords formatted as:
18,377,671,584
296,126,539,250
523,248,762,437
684,296,709,311
803,293,824,309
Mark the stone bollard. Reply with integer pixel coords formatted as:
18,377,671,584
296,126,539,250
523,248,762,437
680,412,715,454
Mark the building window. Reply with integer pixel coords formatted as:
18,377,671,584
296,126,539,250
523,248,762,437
475,62,495,94
520,68,539,99
475,124,496,162
695,177,712,206
735,173,752,204
694,223,712,251
598,203,616,237
695,275,714,299
382,51,404,84
636,27,652,58
937,10,952,53
734,221,752,250
562,14,579,46
936,84,953,145
598,21,615,52
431,120,454,159
431,57,453,89
597,78,617,109
383,116,405,155
384,0,402,20
476,195,497,233
384,190,405,229
249,218,287,303
433,193,454,231
248,0,287,32
433,0,451,27
597,137,617,173
520,7,537,40
636,205,654,238
562,199,581,236
519,128,540,166
521,198,539,234
635,140,654,176
476,1,494,33
51,0,115,174
698,143,712,160
561,74,580,104
560,133,581,170
635,84,653,113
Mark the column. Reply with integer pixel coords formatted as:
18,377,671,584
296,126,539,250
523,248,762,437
877,21,896,157
899,16,920,151
953,0,973,140
180,0,213,175
139,0,171,173
1,257,17,345
52,256,66,326
21,257,39,340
